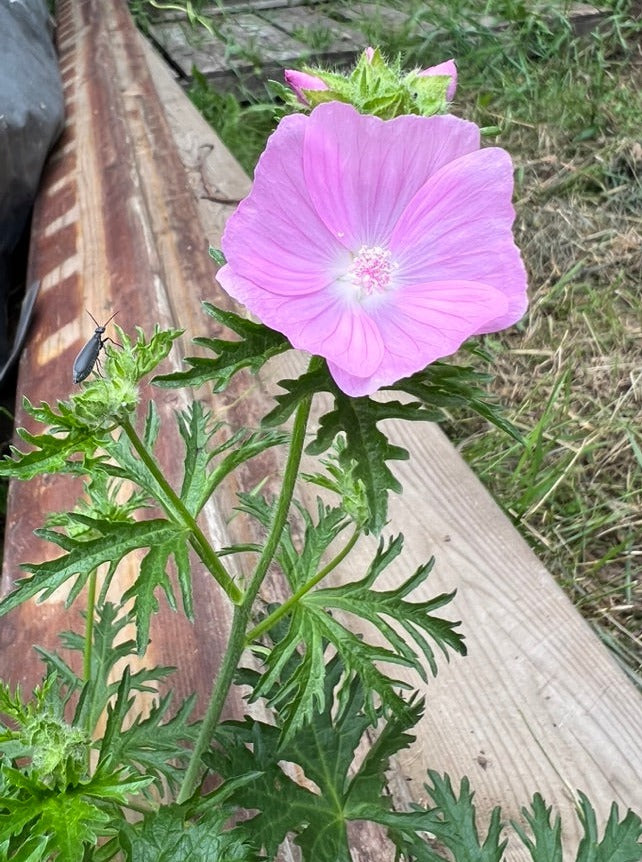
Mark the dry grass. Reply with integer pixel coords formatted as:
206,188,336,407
447,69,642,683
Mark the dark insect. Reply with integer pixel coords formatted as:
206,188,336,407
72,310,118,384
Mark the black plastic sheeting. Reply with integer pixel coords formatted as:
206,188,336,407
0,0,64,384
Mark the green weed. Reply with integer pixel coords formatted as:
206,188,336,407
187,70,279,175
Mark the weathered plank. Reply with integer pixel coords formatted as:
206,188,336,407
148,2,365,93
258,4,364,56
147,0,606,96
147,0,332,18
147,1,371,91
149,14,314,84
0,0,251,719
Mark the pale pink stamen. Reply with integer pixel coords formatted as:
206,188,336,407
348,245,397,298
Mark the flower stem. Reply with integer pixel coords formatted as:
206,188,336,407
83,569,97,686
120,417,242,604
245,525,361,644
176,602,247,805
84,569,97,765
177,360,317,804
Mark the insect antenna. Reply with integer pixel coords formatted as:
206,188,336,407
86,309,118,328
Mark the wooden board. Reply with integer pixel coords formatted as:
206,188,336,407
146,1,606,95
259,5,365,56
149,14,315,85
0,0,639,858
147,1,374,91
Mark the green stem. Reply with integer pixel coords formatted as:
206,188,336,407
84,569,97,763
177,358,318,804
83,570,97,685
176,601,248,805
246,525,361,644
120,418,242,604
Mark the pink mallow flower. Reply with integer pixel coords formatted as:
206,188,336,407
217,102,528,397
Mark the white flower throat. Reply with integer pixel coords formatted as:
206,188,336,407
347,245,397,299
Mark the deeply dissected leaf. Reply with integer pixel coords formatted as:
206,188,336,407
389,359,524,444
35,604,175,736
0,761,148,862
0,794,109,862
263,367,408,534
0,400,107,480
385,774,506,862
118,801,253,862
0,834,50,862
264,355,522,535
99,667,198,795
308,392,410,534
176,401,287,517
307,536,465,677
208,659,431,862
0,517,188,622
237,493,351,592
422,771,506,862
247,520,464,739
122,540,179,654
512,793,562,862
576,793,641,862
153,303,290,391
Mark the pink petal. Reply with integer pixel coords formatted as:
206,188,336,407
390,147,527,331
217,266,384,376
221,113,346,297
328,280,508,396
303,104,480,250
418,59,457,101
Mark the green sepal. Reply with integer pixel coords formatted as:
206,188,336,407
403,70,451,115
102,324,183,385
291,47,452,119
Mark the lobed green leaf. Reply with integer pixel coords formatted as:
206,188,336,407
249,528,464,739
153,303,290,391
98,667,198,795
208,659,424,861
0,518,187,624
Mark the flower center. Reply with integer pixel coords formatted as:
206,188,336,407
347,245,397,298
